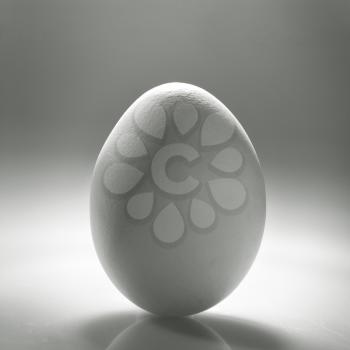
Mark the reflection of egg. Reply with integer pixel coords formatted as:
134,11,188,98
106,317,230,350
90,83,266,316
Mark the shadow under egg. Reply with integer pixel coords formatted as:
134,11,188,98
77,312,292,350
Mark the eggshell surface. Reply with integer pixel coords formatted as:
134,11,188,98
90,83,266,316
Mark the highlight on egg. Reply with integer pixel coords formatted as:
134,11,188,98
90,82,266,316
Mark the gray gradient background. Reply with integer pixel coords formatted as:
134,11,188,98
1,1,349,349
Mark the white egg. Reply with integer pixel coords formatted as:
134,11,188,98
90,82,266,316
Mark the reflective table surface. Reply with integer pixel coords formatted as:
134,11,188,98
1,160,349,350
